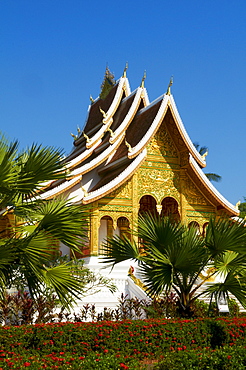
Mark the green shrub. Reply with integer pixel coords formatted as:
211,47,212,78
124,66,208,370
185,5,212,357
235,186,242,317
154,346,246,370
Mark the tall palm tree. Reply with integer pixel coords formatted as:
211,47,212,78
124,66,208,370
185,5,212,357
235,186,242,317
102,214,246,316
193,142,222,183
0,135,88,308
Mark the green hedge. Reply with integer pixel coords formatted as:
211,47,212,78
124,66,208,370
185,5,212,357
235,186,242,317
0,318,246,369
154,346,246,370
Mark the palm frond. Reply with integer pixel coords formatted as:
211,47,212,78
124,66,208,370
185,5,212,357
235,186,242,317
101,234,141,267
205,272,246,308
139,262,173,296
205,217,246,255
137,213,183,251
33,198,88,249
205,173,222,182
42,264,83,308
16,144,67,198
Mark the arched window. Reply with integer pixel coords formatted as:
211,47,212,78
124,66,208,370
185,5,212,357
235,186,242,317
117,217,131,240
202,222,209,237
188,221,200,235
161,197,180,222
139,195,157,216
0,215,11,239
98,216,113,253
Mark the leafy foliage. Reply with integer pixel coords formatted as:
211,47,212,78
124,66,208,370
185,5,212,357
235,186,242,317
0,134,92,307
102,213,246,316
239,197,246,219
193,142,222,182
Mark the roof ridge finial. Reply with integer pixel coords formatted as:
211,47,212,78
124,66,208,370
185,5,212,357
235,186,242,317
123,62,128,78
107,127,115,138
99,106,108,123
140,71,146,88
236,200,241,210
125,139,132,153
166,76,173,95
70,132,78,140
82,131,91,143
90,95,95,104
201,150,208,161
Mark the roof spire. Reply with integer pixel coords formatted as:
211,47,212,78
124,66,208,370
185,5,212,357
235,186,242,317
100,66,116,99
123,62,128,77
166,76,173,95
140,71,146,88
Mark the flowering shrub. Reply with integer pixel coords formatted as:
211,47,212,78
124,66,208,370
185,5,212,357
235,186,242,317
0,317,245,369
154,345,246,370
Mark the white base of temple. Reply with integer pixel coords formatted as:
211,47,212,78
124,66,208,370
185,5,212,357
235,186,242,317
74,256,150,314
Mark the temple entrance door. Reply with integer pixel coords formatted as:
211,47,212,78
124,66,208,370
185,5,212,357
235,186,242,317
161,197,180,222
139,195,157,216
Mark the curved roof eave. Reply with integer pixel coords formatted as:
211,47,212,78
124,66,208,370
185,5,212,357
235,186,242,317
189,155,239,216
69,133,125,177
36,175,82,200
109,87,146,144
65,140,102,169
85,77,130,149
169,95,206,168
82,149,147,204
128,94,169,159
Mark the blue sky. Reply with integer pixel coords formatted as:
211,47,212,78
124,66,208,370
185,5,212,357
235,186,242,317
1,0,246,206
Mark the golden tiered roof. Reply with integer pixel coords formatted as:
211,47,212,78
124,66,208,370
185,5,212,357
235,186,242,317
41,68,238,217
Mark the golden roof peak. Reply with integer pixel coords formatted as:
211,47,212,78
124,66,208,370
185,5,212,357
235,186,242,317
123,62,128,77
140,71,146,88
166,76,173,95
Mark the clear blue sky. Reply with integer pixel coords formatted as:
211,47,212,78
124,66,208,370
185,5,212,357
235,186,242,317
1,0,245,206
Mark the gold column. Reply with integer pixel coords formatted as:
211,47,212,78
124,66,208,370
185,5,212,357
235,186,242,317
179,168,188,224
90,201,99,255
132,174,139,244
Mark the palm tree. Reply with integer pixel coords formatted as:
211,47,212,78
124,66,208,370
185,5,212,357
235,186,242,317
0,134,88,308
102,213,246,317
193,142,222,183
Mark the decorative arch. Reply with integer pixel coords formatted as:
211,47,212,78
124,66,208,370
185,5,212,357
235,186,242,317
161,197,180,222
202,222,209,237
139,195,157,216
0,215,12,239
98,215,114,253
188,221,200,235
117,216,131,240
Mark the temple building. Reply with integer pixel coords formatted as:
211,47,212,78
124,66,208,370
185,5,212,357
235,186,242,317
41,67,239,308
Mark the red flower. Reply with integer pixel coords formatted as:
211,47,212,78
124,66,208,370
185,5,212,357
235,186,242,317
119,364,129,369
24,363,31,367
227,355,232,359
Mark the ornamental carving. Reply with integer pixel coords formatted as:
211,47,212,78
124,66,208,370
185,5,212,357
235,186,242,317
99,210,132,230
107,179,132,199
183,176,208,205
187,211,215,219
147,127,178,158
137,167,180,203
99,204,132,213
187,211,214,224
